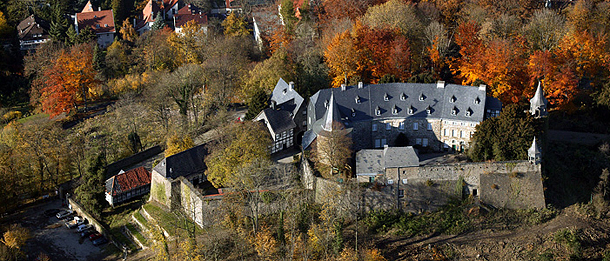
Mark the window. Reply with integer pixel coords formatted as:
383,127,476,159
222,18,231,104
452,130,456,137
372,124,378,131
303,121,307,126
388,179,394,185
460,131,464,138
474,97,481,104
444,129,448,136
375,107,381,116
399,122,405,130
355,96,361,104
369,176,375,183
386,123,391,130
416,138,422,145
375,139,381,148
303,110,306,115
351,108,356,117
392,106,398,115
426,106,432,114
427,123,432,131
402,178,408,184
381,138,387,146
408,106,414,115
451,107,458,115
422,138,428,147
398,189,404,198
470,132,474,138
450,95,456,103
400,93,407,101
384,93,389,101
419,93,425,101
413,122,418,130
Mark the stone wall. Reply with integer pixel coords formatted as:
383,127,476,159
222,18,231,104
177,177,223,227
150,170,172,208
68,198,109,239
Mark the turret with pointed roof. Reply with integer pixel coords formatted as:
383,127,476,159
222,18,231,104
322,92,341,132
530,81,548,118
528,137,541,164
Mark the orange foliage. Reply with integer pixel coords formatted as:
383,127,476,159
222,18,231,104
527,50,578,108
40,44,99,118
324,28,359,87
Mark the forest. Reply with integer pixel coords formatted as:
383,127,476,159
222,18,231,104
1,0,610,260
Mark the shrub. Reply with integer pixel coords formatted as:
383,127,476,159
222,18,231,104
2,111,22,123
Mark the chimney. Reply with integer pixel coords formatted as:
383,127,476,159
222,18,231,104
358,82,363,89
436,81,445,88
341,84,346,91
288,81,294,90
133,18,136,27
479,84,486,91
270,100,276,109
98,7,101,11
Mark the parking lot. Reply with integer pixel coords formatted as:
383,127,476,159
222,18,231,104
1,198,116,261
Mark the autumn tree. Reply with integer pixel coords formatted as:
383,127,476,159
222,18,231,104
324,29,358,87
523,9,566,51
361,0,423,43
39,43,99,117
205,122,271,187
168,20,207,65
0,11,12,38
162,63,205,126
165,133,194,157
0,224,30,260
312,121,353,179
242,49,295,102
222,12,251,38
120,19,138,43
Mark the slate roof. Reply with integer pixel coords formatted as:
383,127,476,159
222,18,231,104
76,9,116,34
153,144,208,179
528,137,540,156
304,82,490,148
105,167,151,196
17,15,50,41
256,108,297,135
271,78,304,117
356,146,419,175
174,4,208,28
530,82,548,112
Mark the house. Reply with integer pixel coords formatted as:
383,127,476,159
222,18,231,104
356,146,419,183
303,81,502,152
135,0,161,34
173,4,208,34
162,0,181,19
17,15,51,51
254,78,306,153
75,1,115,48
105,167,152,207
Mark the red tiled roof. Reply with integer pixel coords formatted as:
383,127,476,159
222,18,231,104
76,10,116,34
174,4,208,28
109,167,151,196
82,0,95,12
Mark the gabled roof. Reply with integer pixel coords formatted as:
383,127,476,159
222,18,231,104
255,108,297,136
270,78,304,118
153,144,208,179
76,9,116,34
17,15,50,40
356,146,419,175
81,0,95,12
105,167,151,196
174,4,208,28
143,0,160,23
530,81,548,110
163,0,180,9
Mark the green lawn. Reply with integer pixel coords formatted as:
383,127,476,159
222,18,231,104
126,223,148,246
142,203,203,236
17,113,49,123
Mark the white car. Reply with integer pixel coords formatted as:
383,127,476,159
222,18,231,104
56,210,73,219
77,224,92,232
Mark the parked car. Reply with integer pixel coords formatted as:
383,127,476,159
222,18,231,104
56,210,73,219
92,236,108,246
80,229,95,237
89,232,102,241
77,224,92,232
66,217,85,229
44,209,60,217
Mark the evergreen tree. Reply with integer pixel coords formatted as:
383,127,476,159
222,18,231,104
77,27,96,44
92,43,106,72
49,3,69,42
151,12,165,30
66,26,78,46
75,153,106,217
245,89,269,120
111,0,126,31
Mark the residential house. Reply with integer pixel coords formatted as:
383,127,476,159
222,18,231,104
303,82,502,152
162,0,181,19
75,1,116,48
254,78,306,153
17,15,51,51
173,4,208,34
105,167,152,207
135,0,161,34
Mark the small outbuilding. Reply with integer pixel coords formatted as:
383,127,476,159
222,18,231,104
105,166,152,207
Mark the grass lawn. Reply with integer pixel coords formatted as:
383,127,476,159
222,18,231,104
142,203,203,237
17,113,49,123
133,210,149,230
126,223,148,246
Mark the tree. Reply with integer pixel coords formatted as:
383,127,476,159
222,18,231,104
469,104,537,162
106,40,131,77
165,133,194,157
0,11,12,38
312,121,353,179
280,0,298,34
222,12,251,38
361,0,422,42
163,64,205,125
77,27,97,44
523,9,566,51
167,20,207,65
245,88,269,120
1,225,30,249
242,49,295,102
151,12,165,30
112,0,128,31
120,19,137,43
75,153,106,217
92,43,106,72
325,29,358,87
40,43,99,117
205,122,271,187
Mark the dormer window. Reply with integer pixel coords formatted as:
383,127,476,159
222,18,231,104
400,93,407,101
419,93,425,101
392,105,399,115
426,105,432,114
351,108,356,117
283,88,287,94
96,24,100,29
466,108,473,117
355,96,361,104
450,95,456,103
408,106,414,115
452,107,458,115
375,106,381,116
104,24,108,27
324,100,328,108
474,97,481,104
384,93,389,101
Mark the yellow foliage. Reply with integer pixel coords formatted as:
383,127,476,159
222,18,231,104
252,226,279,260
109,72,153,94
364,248,387,261
165,133,194,157
0,11,12,38
1,224,30,249
2,111,22,123
336,247,358,261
